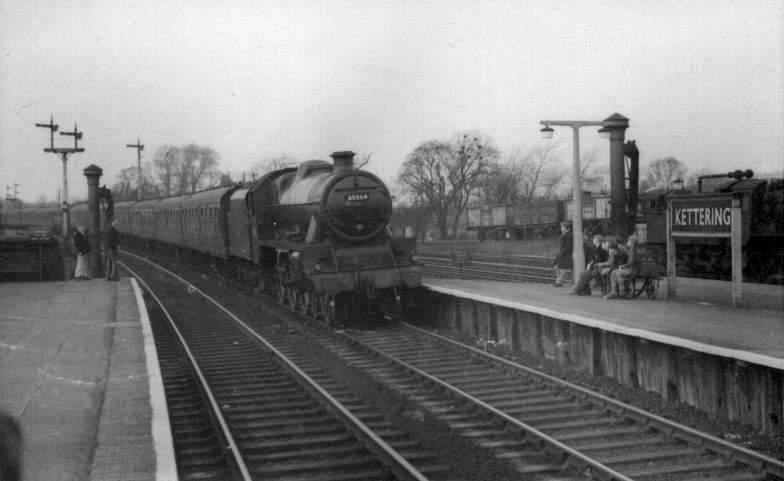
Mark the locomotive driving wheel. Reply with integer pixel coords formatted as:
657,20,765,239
285,285,298,307
297,291,313,316
275,278,286,304
317,293,339,326
323,294,336,326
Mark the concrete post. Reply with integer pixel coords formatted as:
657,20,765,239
604,113,630,237
83,164,103,279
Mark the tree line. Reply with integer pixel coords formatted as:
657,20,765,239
111,144,224,201
109,133,696,239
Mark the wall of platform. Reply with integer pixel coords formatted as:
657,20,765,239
416,290,783,434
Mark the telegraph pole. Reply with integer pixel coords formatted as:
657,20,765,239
35,116,84,236
126,137,144,200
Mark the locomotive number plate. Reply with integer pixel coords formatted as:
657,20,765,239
346,192,369,202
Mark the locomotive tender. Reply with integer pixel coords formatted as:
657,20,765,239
464,170,783,283
114,151,422,324
640,170,783,283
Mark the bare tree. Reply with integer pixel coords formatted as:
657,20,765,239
398,140,453,238
111,163,158,201
643,157,687,191
398,132,498,239
480,160,523,205
494,143,567,203
578,147,607,194
177,144,220,194
149,144,222,195
448,133,499,234
153,145,178,197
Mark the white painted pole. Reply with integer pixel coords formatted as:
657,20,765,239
571,126,584,286
666,199,676,299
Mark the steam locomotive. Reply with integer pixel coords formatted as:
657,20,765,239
638,170,784,283
464,169,783,283
113,151,422,324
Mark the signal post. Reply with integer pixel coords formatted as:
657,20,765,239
35,116,85,236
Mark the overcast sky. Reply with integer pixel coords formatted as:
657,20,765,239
1,0,782,203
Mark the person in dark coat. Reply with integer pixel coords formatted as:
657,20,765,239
573,234,607,295
582,229,595,267
105,218,120,281
552,222,572,286
72,225,90,280
0,411,22,481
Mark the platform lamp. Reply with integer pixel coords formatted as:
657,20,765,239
539,119,608,285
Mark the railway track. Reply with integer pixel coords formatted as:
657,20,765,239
119,255,452,481
323,324,784,481
119,249,782,479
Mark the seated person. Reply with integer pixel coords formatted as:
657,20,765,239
606,235,638,299
597,239,620,291
573,234,607,295
600,239,626,296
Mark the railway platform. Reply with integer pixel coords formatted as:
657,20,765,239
0,278,173,481
417,276,784,433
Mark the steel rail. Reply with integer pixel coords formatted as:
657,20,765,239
120,261,254,481
121,252,431,481
336,331,635,481
404,322,784,478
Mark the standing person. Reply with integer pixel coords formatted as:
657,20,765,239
552,222,572,287
105,218,120,281
72,226,90,280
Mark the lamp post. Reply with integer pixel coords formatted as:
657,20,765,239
539,113,630,286
540,120,606,285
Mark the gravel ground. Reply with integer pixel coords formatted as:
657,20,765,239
134,250,783,476
283,325,551,481
435,327,784,463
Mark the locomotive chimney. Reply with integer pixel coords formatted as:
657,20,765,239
330,151,355,171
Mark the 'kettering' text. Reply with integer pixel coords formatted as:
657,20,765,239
673,207,731,227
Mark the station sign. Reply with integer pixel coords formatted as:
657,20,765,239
666,192,743,306
669,195,732,235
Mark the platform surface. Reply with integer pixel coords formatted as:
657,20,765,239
423,276,784,369
0,278,172,481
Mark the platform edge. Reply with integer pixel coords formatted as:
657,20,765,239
132,277,178,481
423,283,784,370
